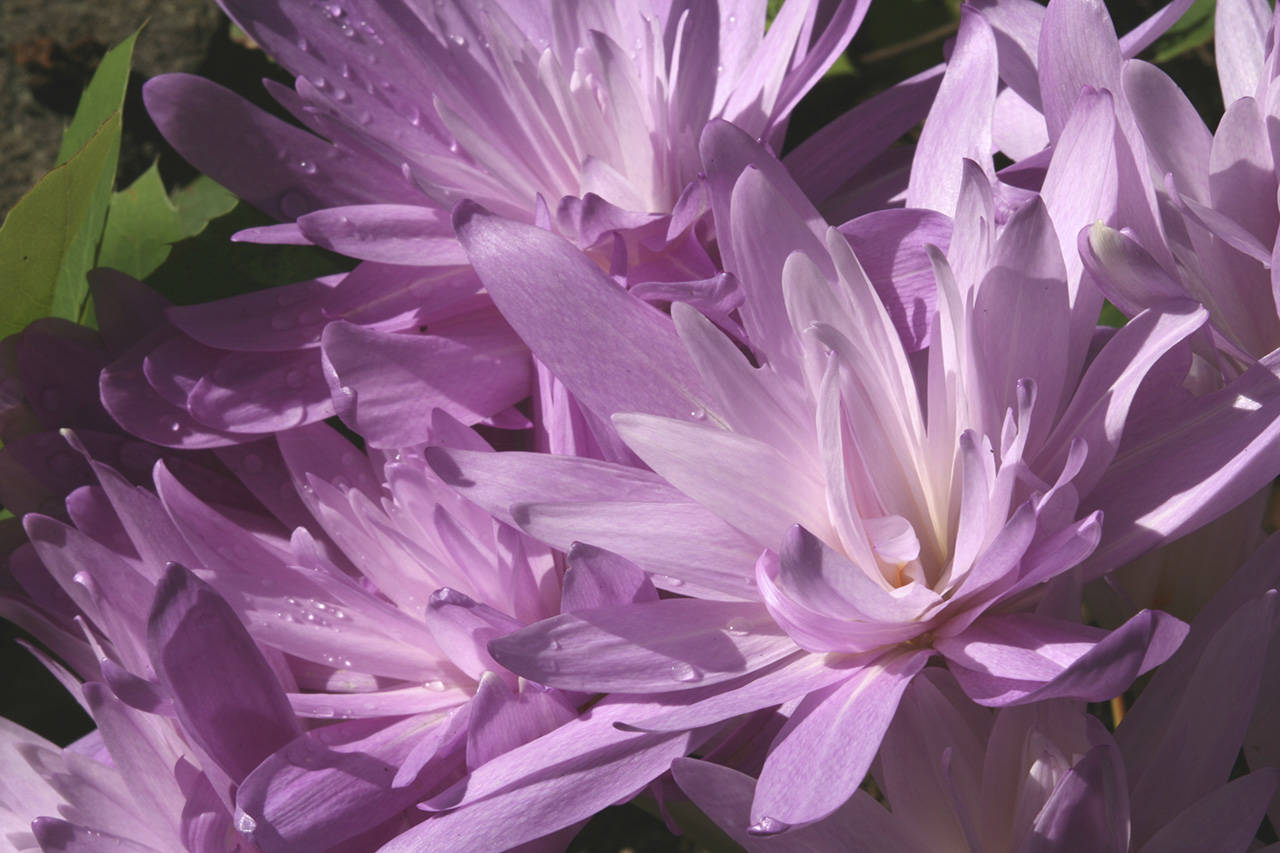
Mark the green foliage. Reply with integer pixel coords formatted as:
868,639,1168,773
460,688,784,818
0,113,122,338
0,30,139,336
99,166,237,280
54,30,138,165
146,204,350,306
1150,0,1215,64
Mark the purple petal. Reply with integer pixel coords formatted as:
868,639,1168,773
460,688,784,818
322,316,531,447
1215,0,1271,104
147,563,301,783
425,587,523,682
489,599,792,693
166,277,336,352
294,204,466,265
672,758,923,852
453,202,711,424
1124,60,1212,203
906,7,998,214
143,74,419,220
1138,769,1280,853
31,818,161,853
749,650,930,827
394,701,701,852
939,610,1187,707
837,208,950,352
1024,743,1129,853
465,674,576,770
187,348,335,433
1037,0,1123,142
235,713,461,853
559,543,658,613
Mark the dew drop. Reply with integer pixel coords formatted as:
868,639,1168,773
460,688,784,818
340,23,357,38
324,3,343,18
339,385,355,397
296,35,310,51
357,110,373,125
688,407,705,420
235,810,258,834
424,679,446,692
725,619,750,637
72,571,99,600
168,421,182,433
670,662,701,683
748,816,788,836
548,639,562,651
449,33,467,47
296,159,318,175
313,705,336,718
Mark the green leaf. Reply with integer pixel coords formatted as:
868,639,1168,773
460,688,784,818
1099,301,1128,328
0,112,122,339
1150,0,1215,64
99,167,237,280
55,29,139,166
147,204,350,305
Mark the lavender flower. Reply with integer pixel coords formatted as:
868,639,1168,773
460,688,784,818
676,534,1280,851
426,98,1280,830
107,0,870,448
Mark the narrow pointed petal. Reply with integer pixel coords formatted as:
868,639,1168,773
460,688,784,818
393,702,700,853
750,650,931,826
560,543,658,613
906,7,998,214
489,599,791,693
1025,743,1129,853
453,201,711,423
294,205,466,266
147,563,301,783
322,317,531,447
1215,0,1271,105
939,610,1187,707
143,74,418,220
1138,770,1280,853
235,713,458,853
672,758,923,852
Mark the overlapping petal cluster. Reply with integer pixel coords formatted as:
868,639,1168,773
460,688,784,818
6,0,1280,852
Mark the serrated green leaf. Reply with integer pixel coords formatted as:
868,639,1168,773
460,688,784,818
0,112,122,339
99,167,237,280
171,176,238,236
55,29,139,166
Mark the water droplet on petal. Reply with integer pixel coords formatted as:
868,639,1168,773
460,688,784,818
688,408,705,420
424,679,446,692
339,385,355,397
725,619,750,637
235,809,258,834
313,705,336,718
168,421,182,433
747,816,788,836
296,159,318,175
670,662,701,683
548,639,561,651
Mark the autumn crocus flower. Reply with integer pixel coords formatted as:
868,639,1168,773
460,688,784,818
677,533,1280,852
426,101,1280,832
111,0,871,448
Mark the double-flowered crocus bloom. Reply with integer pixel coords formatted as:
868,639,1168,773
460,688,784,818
675,534,1280,852
430,96,1280,833
105,0,871,449
11,0,1280,850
